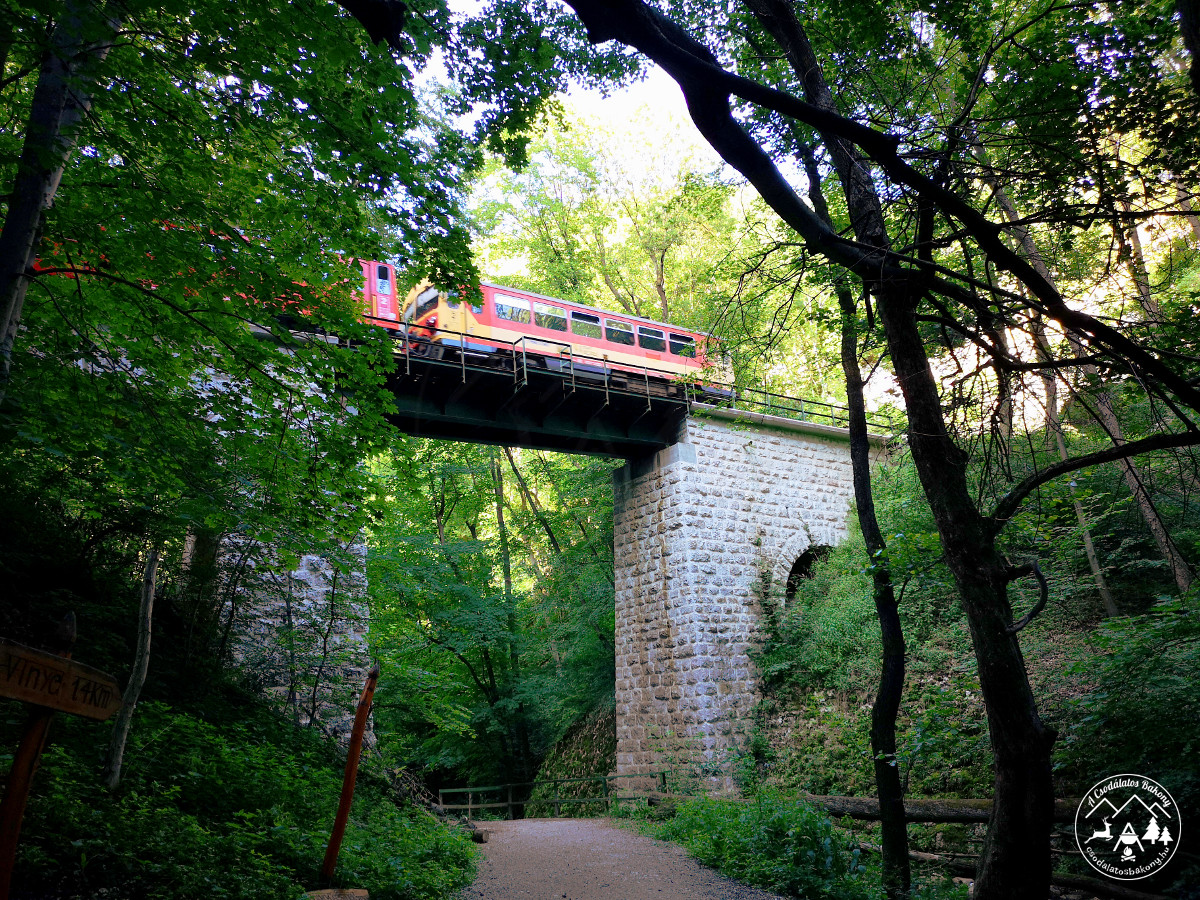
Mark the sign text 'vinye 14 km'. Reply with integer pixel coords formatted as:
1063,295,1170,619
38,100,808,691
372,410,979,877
1075,773,1182,881
0,640,122,720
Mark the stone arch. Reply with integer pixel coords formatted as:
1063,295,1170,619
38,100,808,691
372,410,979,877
769,524,840,605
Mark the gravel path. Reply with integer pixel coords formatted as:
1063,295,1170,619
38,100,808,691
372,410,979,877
457,818,786,900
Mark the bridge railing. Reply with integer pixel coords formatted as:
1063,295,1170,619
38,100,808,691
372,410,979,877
366,317,894,435
687,384,894,433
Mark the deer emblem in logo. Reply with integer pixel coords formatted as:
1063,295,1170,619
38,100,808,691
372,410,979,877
1085,817,1112,844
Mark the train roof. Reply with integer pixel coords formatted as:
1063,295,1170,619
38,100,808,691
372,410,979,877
479,281,716,341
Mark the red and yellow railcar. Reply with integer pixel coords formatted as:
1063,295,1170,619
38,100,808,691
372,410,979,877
358,260,727,384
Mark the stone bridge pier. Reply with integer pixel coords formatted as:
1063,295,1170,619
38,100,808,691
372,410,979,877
613,409,871,792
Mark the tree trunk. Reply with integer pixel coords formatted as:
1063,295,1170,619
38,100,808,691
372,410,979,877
103,549,159,789
745,8,1056,893
1092,393,1193,592
491,451,534,790
1034,315,1119,616
0,0,121,396
875,286,1056,900
797,130,912,894
180,528,221,661
1119,200,1159,321
839,291,911,899
504,446,564,555
986,166,1191,595
1179,0,1200,98
1175,184,1200,243
1054,427,1120,616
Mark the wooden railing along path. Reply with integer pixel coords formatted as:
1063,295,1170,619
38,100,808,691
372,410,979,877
438,772,667,819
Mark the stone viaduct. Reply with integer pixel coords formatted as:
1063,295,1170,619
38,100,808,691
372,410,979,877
613,408,870,791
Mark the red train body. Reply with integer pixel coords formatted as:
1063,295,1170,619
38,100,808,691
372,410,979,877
357,259,725,383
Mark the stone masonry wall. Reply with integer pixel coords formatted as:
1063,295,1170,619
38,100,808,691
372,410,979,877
221,539,373,742
613,413,858,792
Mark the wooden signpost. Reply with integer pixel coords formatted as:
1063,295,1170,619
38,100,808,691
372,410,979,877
0,640,123,720
0,616,122,900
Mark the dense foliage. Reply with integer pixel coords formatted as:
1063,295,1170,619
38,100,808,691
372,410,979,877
748,451,1198,890
366,439,618,790
0,470,475,899
472,111,850,401
617,795,966,900
10,696,474,900
646,796,874,900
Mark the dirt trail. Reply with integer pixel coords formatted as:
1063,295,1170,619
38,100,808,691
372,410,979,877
456,818,786,900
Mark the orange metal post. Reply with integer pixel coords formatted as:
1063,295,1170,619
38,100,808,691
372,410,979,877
318,665,380,885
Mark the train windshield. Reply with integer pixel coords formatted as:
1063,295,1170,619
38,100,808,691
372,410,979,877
406,285,440,322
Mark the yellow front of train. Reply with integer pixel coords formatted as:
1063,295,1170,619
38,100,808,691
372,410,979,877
400,281,482,346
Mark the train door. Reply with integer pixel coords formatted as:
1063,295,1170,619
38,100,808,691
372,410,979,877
361,260,398,322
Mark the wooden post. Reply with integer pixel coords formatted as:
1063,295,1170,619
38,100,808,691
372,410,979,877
603,775,610,813
0,615,76,900
553,780,560,818
507,784,513,821
318,665,379,886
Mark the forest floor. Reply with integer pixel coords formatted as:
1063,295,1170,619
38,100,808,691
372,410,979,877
456,818,786,900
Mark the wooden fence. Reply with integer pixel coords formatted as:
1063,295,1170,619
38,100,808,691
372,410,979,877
438,772,667,820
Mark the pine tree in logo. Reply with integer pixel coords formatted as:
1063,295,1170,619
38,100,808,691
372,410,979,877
1143,817,1160,844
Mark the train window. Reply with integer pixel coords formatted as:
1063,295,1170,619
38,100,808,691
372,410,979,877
669,334,696,357
570,311,602,339
638,326,666,352
376,265,392,295
605,319,635,345
534,302,568,332
494,294,531,324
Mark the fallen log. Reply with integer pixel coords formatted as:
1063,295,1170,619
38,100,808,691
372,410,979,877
805,793,1078,824
633,791,1080,823
863,845,1171,900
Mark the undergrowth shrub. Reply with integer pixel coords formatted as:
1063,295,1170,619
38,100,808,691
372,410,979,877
13,697,474,900
647,795,873,900
759,549,881,695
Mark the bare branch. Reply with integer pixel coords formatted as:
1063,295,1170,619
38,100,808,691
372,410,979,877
991,430,1200,527
1006,561,1049,634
